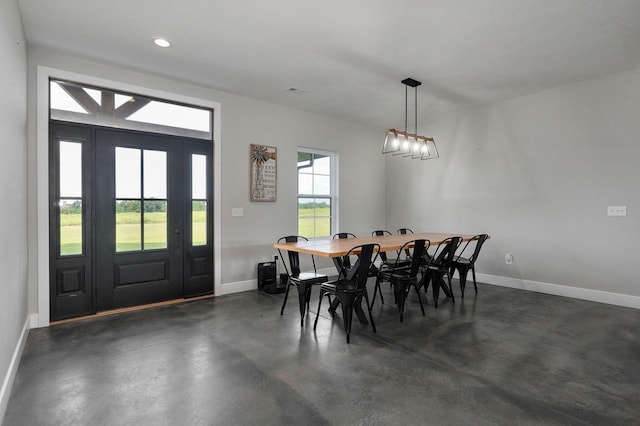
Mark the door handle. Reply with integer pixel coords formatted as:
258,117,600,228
174,229,182,235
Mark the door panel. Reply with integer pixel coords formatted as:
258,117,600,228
95,129,184,311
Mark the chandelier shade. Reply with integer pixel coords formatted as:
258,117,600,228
382,78,439,160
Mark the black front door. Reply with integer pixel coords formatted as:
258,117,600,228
50,123,213,320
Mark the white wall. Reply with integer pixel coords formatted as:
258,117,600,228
387,68,640,300
26,47,386,312
0,0,29,420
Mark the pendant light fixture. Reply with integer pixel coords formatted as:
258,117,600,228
382,78,439,160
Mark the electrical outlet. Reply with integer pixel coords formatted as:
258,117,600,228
505,253,513,265
607,206,626,216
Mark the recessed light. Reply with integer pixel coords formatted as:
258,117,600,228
153,38,171,48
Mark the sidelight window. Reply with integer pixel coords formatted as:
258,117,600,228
191,154,208,246
58,141,83,256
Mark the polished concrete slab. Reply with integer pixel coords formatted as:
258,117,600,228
4,281,640,425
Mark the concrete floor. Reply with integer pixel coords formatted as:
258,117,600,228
4,281,640,425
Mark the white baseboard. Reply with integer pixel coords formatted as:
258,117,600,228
216,279,257,296
0,316,30,423
477,273,640,310
217,267,338,296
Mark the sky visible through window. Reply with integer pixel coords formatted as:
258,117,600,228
50,81,211,132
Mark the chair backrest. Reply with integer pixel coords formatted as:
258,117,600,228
392,239,429,276
458,234,489,264
430,236,462,269
276,235,315,277
371,230,392,262
338,243,380,289
397,228,414,235
333,232,357,239
397,228,414,257
332,233,357,269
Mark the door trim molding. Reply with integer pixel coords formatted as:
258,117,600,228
36,66,222,327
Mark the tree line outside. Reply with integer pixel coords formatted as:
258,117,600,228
59,200,207,254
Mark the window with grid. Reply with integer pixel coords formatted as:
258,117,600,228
297,149,335,238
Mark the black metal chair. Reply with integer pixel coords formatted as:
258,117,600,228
314,243,379,343
397,228,414,260
371,239,429,322
452,234,489,297
420,236,462,308
277,235,328,326
371,230,410,274
333,232,357,239
331,232,358,270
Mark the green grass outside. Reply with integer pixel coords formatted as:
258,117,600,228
60,211,207,254
298,207,330,238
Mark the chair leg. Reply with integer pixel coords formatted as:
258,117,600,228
363,292,376,334
370,276,382,309
280,281,293,315
337,294,355,344
313,290,325,330
471,266,478,294
447,272,455,304
393,278,408,322
297,282,310,327
457,266,467,298
412,280,425,316
432,273,440,308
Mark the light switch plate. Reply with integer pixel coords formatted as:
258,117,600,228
231,208,244,217
607,206,626,216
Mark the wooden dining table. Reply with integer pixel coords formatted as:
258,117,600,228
273,232,479,258
273,232,484,324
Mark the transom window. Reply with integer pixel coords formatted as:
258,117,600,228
297,148,335,238
50,79,212,140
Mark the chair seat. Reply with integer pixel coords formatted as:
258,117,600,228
424,264,447,273
377,266,412,280
452,256,471,266
321,279,361,293
291,272,328,285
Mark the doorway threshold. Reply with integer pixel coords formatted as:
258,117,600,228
50,294,215,326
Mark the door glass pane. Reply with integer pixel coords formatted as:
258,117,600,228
192,154,206,199
116,200,141,252
143,150,167,199
59,199,82,255
192,201,207,246
59,141,82,197
116,147,141,198
144,200,167,249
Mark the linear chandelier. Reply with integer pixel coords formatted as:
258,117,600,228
382,78,439,160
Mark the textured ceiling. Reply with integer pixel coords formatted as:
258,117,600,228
18,0,640,129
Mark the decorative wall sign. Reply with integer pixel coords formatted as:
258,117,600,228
250,144,277,201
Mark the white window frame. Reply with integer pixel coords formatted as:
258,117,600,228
297,147,337,239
